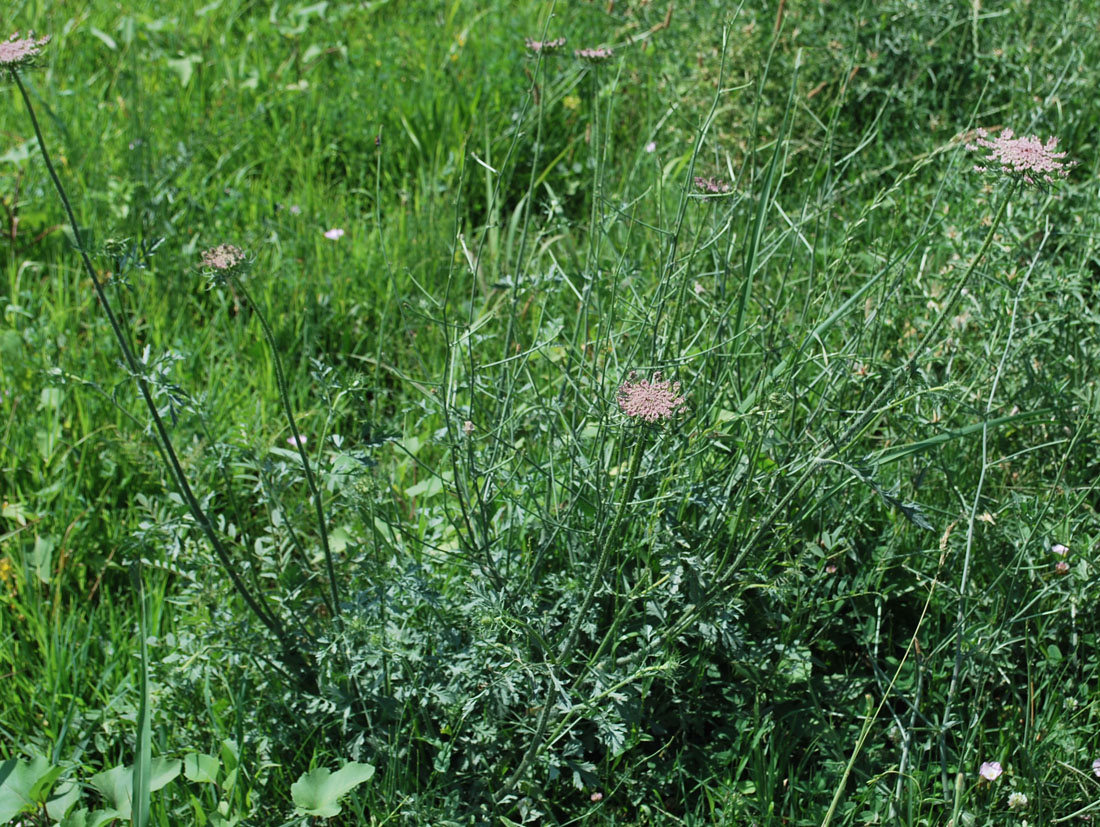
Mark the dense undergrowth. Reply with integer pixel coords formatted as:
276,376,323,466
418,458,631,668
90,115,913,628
2,0,1100,824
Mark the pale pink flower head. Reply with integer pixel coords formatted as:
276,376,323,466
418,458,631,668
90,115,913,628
979,761,1003,781
0,33,50,69
966,128,1075,188
694,176,731,195
526,36,566,55
463,420,475,436
1091,757,1100,778
575,46,614,62
645,141,657,153
1051,542,1069,556
324,228,345,240
825,564,838,574
287,434,307,447
200,244,247,285
201,243,245,272
1055,560,1070,574
617,371,686,423
589,791,603,802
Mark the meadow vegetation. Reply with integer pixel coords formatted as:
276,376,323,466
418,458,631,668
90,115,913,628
2,0,1100,824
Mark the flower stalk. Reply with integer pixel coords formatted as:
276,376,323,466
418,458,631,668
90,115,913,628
9,63,317,693
224,271,341,621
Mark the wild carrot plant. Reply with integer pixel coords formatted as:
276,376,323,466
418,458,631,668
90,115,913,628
3,3,1100,825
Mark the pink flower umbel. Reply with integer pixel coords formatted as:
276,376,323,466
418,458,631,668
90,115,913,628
1092,758,1100,778
967,128,1075,187
525,36,566,55
618,372,686,423
694,176,731,194
979,761,1003,781
201,243,245,272
0,33,50,69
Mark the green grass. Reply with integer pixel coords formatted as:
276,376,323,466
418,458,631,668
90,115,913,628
2,0,1100,824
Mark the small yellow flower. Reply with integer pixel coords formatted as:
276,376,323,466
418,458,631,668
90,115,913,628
562,94,580,111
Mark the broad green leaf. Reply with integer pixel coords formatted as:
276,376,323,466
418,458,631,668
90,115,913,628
88,759,179,820
90,765,132,818
149,757,181,791
183,753,220,785
291,762,375,818
60,807,129,827
0,755,56,821
46,779,82,820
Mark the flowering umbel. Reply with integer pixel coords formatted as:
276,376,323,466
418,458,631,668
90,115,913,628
201,243,245,272
966,128,1074,187
200,243,246,285
618,372,686,423
0,33,50,70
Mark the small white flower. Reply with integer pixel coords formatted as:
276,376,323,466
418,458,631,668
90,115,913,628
1008,791,1028,809
324,228,345,240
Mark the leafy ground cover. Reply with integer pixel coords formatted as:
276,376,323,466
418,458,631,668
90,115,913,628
2,0,1100,824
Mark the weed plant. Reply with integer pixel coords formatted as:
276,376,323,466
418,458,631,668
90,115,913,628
2,1,1100,825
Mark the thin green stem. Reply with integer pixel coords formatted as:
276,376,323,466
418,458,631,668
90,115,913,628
625,181,1019,667
12,69,316,692
229,273,341,620
498,428,649,801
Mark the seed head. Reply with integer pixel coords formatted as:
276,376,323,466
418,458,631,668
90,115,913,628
617,372,686,423
967,128,1075,188
526,37,566,55
694,176,731,195
0,33,50,70
575,46,614,62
